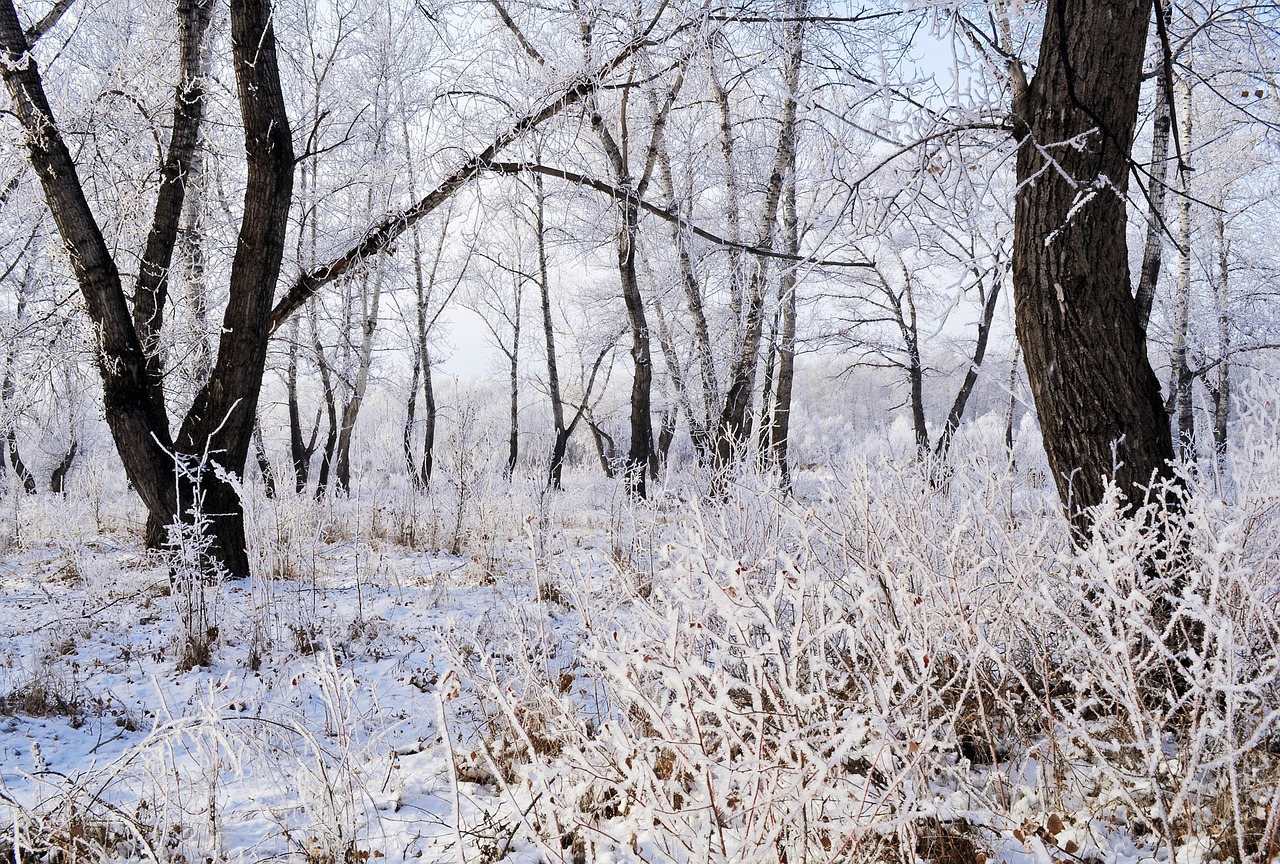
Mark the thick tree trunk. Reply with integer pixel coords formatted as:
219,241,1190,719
3,0,290,578
167,0,294,577
1,0,179,526
769,168,800,489
1011,0,1175,535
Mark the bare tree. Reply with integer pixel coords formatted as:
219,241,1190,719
0,0,294,577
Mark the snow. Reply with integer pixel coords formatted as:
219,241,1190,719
1,418,1278,863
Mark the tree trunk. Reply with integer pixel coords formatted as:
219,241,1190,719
335,264,383,493
506,302,521,480
535,173,569,489
768,166,800,489
419,345,437,488
132,0,214,385
6,430,35,495
312,313,340,498
587,100,654,497
712,8,803,478
253,422,276,499
1011,0,1175,535
1210,203,1230,466
587,416,617,479
655,141,717,453
49,439,76,495
1133,0,1173,333
166,0,294,577
1169,75,1195,464
933,276,1004,465
3,0,292,579
1,0,180,530
287,318,321,493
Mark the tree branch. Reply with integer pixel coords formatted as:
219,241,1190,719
268,1,688,333
23,0,75,43
485,160,873,269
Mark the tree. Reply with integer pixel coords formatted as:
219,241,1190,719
0,0,294,578
1010,0,1175,534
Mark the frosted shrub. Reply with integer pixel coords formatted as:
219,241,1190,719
452,435,1280,863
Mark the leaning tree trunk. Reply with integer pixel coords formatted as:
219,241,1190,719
1011,0,1175,537
933,275,1003,466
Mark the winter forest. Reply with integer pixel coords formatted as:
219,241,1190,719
1,0,1280,860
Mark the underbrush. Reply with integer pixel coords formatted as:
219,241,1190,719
446,422,1280,863
0,406,1279,862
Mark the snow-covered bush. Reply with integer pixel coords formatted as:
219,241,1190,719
449,425,1280,863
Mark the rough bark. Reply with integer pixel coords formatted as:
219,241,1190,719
1011,0,1176,534
133,0,214,383
0,0,179,526
165,0,294,577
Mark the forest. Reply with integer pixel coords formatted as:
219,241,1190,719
1,0,1279,860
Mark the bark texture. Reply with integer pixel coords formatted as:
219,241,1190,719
1012,0,1175,533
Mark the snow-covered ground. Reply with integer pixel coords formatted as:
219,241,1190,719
2,410,1278,863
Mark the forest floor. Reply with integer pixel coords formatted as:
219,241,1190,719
0,418,1278,863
